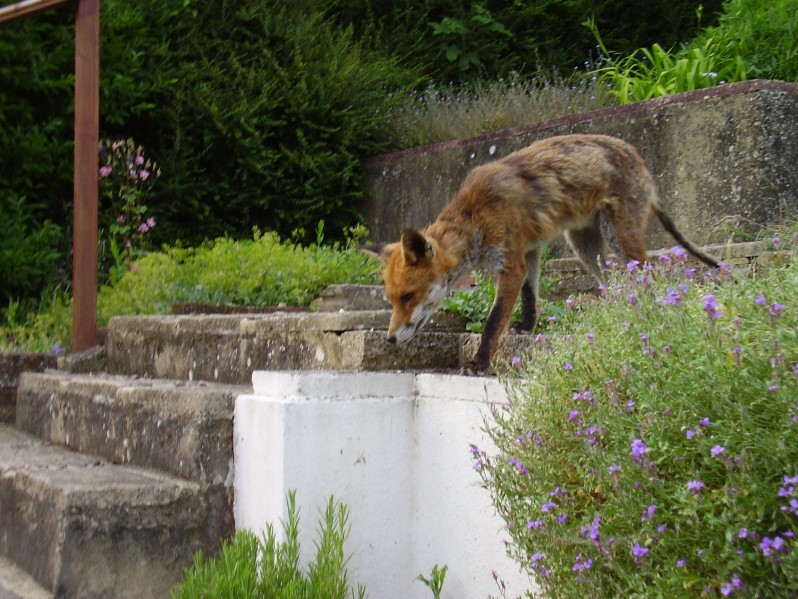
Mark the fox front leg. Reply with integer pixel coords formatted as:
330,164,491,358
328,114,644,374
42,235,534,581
461,262,526,376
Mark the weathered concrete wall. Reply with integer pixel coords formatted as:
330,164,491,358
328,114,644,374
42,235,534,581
361,80,798,255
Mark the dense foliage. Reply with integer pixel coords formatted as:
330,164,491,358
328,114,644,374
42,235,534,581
0,0,728,304
476,232,798,597
2,0,795,317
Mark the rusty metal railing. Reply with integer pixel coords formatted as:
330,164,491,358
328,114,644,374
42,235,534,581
0,0,99,352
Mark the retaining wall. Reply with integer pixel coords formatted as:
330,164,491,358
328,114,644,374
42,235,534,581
234,371,534,599
361,80,798,255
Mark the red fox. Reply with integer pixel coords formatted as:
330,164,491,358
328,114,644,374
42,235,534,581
361,134,718,375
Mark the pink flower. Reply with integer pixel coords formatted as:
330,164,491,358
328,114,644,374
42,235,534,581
134,154,144,165
140,169,151,181
138,222,150,233
99,165,112,177
146,217,156,228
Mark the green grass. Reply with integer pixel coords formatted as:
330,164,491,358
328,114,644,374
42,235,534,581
476,226,798,597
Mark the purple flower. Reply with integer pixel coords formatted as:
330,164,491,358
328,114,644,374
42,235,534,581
541,502,557,513
685,429,695,440
711,445,726,457
661,288,682,306
687,480,705,495
702,294,722,319
99,165,112,177
671,246,689,261
641,504,657,521
568,409,581,422
511,355,522,366
755,295,767,306
557,513,569,524
699,417,712,427
531,552,545,563
770,303,784,318
760,536,788,557
564,362,573,371
134,154,145,165
626,259,641,273
676,558,686,568
628,292,637,305
630,438,648,462
609,464,620,474
631,543,649,561
738,528,749,539
527,519,545,530
572,554,593,572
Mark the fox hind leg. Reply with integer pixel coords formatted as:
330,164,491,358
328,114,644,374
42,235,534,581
599,204,648,266
565,213,609,281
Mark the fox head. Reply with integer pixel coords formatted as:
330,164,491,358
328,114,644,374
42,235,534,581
361,229,457,345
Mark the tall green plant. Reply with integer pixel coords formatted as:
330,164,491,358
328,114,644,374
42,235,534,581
588,0,797,104
173,491,365,599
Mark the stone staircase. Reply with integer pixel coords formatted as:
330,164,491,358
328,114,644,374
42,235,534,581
0,286,486,598
0,242,763,598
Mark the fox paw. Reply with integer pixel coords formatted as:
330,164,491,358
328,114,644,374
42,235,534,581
508,322,533,335
460,361,488,376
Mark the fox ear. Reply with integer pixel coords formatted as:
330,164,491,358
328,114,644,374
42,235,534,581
400,229,435,266
359,242,398,266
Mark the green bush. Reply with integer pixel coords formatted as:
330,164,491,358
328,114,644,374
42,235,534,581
475,231,798,597
124,2,417,245
0,194,63,303
173,491,365,599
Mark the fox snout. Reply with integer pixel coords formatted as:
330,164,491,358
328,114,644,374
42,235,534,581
386,322,419,345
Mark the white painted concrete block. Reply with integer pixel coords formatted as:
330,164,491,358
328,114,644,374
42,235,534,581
234,371,535,599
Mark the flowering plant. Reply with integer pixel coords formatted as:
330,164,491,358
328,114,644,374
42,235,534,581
475,232,798,597
98,138,161,278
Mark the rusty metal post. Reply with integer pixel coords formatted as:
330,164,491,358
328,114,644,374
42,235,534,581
72,0,100,351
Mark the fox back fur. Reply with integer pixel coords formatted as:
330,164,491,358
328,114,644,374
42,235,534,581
362,134,718,375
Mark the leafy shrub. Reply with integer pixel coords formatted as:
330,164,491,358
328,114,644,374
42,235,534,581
173,491,365,599
0,194,63,303
97,225,378,316
475,231,798,597
135,3,417,245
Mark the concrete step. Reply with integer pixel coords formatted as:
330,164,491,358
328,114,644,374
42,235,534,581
0,553,50,599
0,424,211,598
104,310,470,382
15,371,248,544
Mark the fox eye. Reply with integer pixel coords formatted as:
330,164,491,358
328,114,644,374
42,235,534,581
400,292,414,305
